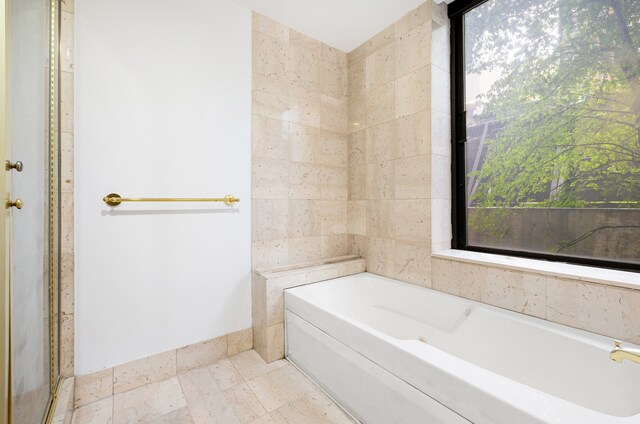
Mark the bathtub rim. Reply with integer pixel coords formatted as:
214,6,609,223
284,272,640,423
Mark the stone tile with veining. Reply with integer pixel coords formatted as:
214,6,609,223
252,198,290,242
365,161,395,200
288,44,320,91
320,95,348,134
395,21,431,78
320,234,349,258
318,166,348,201
348,165,366,201
75,368,113,408
269,390,354,424
366,82,395,127
289,200,321,238
249,415,276,424
112,377,186,424
395,241,431,287
253,31,289,82
347,130,365,167
318,200,348,235
289,163,321,199
366,24,394,55
482,268,546,319
395,155,430,199
252,239,290,269
320,57,347,99
228,328,254,357
431,259,486,301
290,29,321,53
188,383,267,424
252,13,289,44
229,350,288,381
289,237,323,264
252,115,290,161
396,110,430,158
395,67,430,118
395,1,431,36
72,397,113,424
252,158,290,200
252,74,290,121
394,199,430,243
178,359,244,403
177,336,227,373
60,313,75,378
366,42,395,92
347,58,366,101
290,123,317,164
145,407,194,424
546,278,640,340
366,237,396,278
290,85,321,127
366,200,395,239
247,365,316,412
347,97,366,134
61,71,74,133
316,129,348,167
61,0,74,13
348,201,366,236
366,122,395,164
61,11,74,73
114,350,176,394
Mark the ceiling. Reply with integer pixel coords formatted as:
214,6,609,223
228,0,446,52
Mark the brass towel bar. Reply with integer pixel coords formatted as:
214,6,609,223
103,193,240,207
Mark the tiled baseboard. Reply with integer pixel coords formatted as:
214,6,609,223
73,327,253,409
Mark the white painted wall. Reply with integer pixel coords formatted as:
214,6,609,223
75,0,252,374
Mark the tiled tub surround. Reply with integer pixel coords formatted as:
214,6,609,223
346,1,451,287
432,255,640,345
71,350,354,424
252,255,366,363
73,329,253,409
251,12,351,270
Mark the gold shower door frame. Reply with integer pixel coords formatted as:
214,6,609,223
0,0,61,422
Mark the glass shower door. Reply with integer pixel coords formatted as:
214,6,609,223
9,0,59,422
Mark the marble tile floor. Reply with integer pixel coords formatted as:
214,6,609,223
71,350,356,424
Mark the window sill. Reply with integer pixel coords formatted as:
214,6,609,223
432,249,640,291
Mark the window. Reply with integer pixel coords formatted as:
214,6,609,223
450,0,640,271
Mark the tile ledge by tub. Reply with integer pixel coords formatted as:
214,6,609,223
432,249,640,291
256,255,363,278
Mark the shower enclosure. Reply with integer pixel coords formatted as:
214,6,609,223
1,0,62,423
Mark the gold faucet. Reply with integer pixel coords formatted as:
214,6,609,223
610,341,640,365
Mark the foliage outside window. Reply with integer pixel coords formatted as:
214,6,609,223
451,0,640,269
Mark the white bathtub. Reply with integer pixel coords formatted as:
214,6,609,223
284,272,640,424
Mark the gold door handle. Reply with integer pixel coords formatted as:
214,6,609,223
6,198,23,209
5,160,23,172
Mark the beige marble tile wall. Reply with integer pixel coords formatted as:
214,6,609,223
60,0,75,379
347,2,444,287
431,258,640,344
252,256,365,363
251,13,350,270
345,0,640,345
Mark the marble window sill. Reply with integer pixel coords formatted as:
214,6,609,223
432,249,640,291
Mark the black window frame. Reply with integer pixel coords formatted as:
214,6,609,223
448,0,640,273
